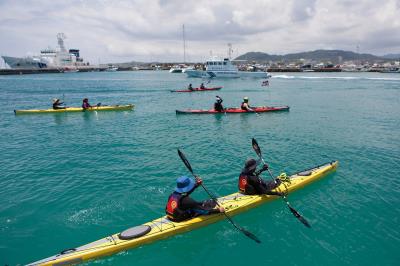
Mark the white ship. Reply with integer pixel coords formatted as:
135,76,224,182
185,57,271,78
105,65,119,72
169,64,187,73
2,33,86,69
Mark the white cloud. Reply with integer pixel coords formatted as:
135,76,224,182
0,0,399,63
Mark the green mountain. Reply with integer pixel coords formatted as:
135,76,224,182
235,49,385,63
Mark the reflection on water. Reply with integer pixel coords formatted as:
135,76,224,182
53,113,68,125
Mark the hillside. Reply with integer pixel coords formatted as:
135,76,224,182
235,50,385,63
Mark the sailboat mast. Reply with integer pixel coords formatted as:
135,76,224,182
183,24,186,63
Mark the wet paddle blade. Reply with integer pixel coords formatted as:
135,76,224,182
288,205,311,228
251,138,262,158
177,149,194,175
242,228,262,243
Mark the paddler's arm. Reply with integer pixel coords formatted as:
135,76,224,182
181,196,223,214
244,103,254,112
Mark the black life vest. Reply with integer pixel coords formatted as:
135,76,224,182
241,102,247,110
214,101,223,111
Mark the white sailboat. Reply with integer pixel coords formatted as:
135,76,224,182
169,24,188,73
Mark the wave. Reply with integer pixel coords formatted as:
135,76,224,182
271,74,400,81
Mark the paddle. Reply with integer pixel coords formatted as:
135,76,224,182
177,149,261,243
251,138,311,228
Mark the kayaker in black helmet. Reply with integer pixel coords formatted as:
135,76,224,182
52,98,66,110
241,97,254,112
166,176,224,222
188,83,194,91
238,159,284,196
214,95,224,112
200,83,205,89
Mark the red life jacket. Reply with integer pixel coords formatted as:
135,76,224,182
238,174,248,193
166,192,182,218
166,192,195,222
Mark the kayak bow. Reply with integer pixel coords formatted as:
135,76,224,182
28,161,337,266
176,106,289,114
14,104,134,115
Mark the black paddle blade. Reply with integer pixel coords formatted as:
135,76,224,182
288,205,311,228
177,149,194,174
242,228,262,243
251,138,262,158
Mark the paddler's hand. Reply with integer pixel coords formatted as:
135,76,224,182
195,177,203,185
261,163,269,171
218,206,225,213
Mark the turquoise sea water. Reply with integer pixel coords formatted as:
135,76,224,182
0,71,399,265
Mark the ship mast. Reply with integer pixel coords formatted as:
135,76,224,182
57,33,67,52
182,24,186,63
228,43,233,59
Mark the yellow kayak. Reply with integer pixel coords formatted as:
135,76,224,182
28,161,338,266
14,104,134,115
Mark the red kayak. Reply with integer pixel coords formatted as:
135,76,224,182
176,106,290,114
170,86,222,92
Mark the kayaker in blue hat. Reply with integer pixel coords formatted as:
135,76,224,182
238,159,284,196
166,176,224,222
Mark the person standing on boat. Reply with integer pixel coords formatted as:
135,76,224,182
166,176,224,222
241,97,255,112
238,159,284,196
82,98,93,109
214,95,224,112
52,98,66,109
188,83,194,91
200,83,205,89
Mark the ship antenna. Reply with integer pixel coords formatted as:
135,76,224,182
228,43,232,59
57,33,67,52
182,24,186,63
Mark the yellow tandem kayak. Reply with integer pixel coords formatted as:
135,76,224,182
28,161,338,266
14,104,134,115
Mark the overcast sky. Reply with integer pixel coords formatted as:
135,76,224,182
0,0,399,63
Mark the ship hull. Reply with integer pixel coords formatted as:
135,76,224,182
2,56,47,69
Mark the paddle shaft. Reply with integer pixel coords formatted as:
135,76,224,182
177,149,261,243
251,138,311,228
195,178,243,231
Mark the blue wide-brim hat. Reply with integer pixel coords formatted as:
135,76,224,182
175,176,196,193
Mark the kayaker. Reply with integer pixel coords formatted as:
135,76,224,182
241,97,254,112
214,95,224,112
166,176,225,222
200,83,205,89
52,98,66,109
188,83,194,91
238,159,284,196
82,98,92,109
